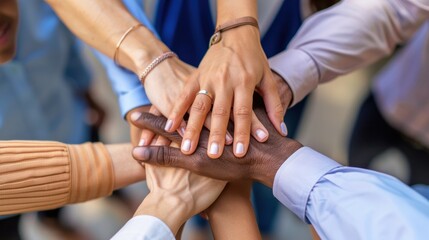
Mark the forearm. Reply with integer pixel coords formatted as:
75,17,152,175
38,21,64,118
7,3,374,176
134,193,187,235
270,0,429,106
45,0,168,74
208,183,261,240
106,143,146,189
217,0,258,22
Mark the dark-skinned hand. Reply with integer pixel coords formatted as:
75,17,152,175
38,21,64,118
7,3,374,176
131,95,302,188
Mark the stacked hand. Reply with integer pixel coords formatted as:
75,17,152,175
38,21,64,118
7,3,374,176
131,95,302,188
164,26,287,160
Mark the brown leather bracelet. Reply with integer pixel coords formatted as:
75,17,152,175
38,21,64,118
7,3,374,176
209,16,259,47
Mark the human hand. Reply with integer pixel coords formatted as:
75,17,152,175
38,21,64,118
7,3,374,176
127,57,195,147
131,95,302,188
272,71,293,114
133,137,226,235
142,56,195,118
164,26,286,159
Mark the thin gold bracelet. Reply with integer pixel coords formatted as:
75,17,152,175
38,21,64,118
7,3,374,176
113,23,143,65
139,51,178,84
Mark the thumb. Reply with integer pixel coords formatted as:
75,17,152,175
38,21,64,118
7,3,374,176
133,146,189,169
130,111,183,144
258,74,287,136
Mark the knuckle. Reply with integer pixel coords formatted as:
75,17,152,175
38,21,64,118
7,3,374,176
184,125,199,136
234,106,252,117
191,100,210,114
162,147,173,166
209,129,225,140
235,130,250,139
273,103,285,116
212,105,229,117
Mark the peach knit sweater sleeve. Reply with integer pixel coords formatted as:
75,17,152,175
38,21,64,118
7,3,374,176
0,141,114,215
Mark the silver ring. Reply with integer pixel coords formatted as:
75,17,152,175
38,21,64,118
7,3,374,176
197,89,213,102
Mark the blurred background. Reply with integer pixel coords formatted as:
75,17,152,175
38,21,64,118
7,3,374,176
18,49,393,240
7,0,419,238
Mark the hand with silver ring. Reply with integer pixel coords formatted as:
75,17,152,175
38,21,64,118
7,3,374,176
163,24,287,159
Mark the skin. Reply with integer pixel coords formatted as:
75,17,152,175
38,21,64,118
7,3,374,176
0,0,18,64
133,137,226,235
131,94,302,188
46,0,286,160
166,0,286,159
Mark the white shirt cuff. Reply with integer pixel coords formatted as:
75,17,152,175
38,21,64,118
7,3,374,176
273,147,341,222
111,215,175,240
269,49,319,106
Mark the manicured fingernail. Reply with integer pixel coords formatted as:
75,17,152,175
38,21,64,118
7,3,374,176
256,129,267,140
182,139,191,152
179,127,186,137
133,147,150,161
280,122,288,136
209,142,219,155
235,142,244,155
164,119,173,131
226,133,233,144
138,139,145,146
130,112,142,122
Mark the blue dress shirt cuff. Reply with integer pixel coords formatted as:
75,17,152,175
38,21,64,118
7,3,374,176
273,147,341,223
111,215,175,240
118,85,151,118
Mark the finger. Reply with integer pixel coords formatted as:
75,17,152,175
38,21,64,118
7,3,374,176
177,120,187,137
207,91,232,158
130,111,183,144
259,71,287,136
250,111,269,142
139,106,162,146
165,75,200,132
181,92,213,154
232,88,253,157
154,135,171,147
133,146,225,180
204,113,233,145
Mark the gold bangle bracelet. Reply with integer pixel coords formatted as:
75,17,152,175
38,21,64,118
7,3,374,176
113,23,143,65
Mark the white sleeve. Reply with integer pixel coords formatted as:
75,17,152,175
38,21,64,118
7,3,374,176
111,215,175,240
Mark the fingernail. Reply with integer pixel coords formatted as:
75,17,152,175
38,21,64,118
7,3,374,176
182,139,191,152
179,127,186,137
133,147,150,161
209,142,219,155
138,139,145,146
280,122,288,136
130,112,142,122
256,129,267,140
226,133,233,144
164,119,173,131
235,142,244,155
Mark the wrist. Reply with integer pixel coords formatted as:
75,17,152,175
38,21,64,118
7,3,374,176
272,70,293,112
134,193,189,235
118,26,170,75
253,141,303,188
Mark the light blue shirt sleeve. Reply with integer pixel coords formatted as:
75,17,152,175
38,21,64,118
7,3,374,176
273,147,429,240
111,215,175,240
93,0,158,118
